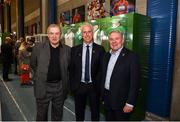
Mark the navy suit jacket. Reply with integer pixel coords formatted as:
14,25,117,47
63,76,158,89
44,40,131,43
101,47,140,109
70,43,105,93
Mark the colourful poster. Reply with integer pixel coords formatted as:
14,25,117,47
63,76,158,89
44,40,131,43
87,0,106,20
72,6,85,24
58,11,70,27
62,14,129,50
61,23,84,46
110,0,135,16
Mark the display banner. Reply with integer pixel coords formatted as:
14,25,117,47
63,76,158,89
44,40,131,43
110,0,135,16
87,0,106,20
72,5,85,24
61,13,150,120
58,11,70,26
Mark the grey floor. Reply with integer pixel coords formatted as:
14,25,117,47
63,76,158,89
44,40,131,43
0,73,105,121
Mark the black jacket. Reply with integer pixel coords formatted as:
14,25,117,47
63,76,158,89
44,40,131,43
101,47,140,109
70,43,105,93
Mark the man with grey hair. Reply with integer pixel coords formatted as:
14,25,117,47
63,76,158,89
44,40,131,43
70,22,105,121
100,30,140,120
30,24,71,121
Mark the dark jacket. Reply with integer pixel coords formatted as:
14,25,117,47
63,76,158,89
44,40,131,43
70,43,105,93
101,47,140,109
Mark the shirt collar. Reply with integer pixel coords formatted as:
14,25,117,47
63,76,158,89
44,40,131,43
110,46,123,55
83,42,93,48
49,42,60,49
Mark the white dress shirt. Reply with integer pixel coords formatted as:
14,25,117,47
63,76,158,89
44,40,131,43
81,42,93,83
104,47,134,108
104,47,123,90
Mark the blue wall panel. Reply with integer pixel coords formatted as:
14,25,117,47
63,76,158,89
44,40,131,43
147,0,177,117
47,0,57,25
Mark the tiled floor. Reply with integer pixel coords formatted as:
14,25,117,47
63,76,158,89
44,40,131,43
0,73,105,121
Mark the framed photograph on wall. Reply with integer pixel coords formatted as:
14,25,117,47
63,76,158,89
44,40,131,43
58,11,70,26
72,5,85,24
110,0,135,16
87,0,106,20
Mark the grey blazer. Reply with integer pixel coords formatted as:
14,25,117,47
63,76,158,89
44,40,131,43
30,39,71,99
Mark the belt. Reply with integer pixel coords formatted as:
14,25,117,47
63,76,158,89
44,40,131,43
80,82,93,85
46,80,61,83
104,88,110,94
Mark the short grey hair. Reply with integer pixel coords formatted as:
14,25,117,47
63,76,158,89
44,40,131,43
108,30,124,39
80,22,93,32
47,24,61,34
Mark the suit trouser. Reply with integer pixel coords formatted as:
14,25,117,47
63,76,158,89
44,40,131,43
36,81,64,121
14,56,18,74
104,89,130,121
2,62,11,79
74,82,100,121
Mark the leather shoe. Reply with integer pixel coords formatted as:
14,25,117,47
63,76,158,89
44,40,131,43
7,78,12,81
3,78,12,81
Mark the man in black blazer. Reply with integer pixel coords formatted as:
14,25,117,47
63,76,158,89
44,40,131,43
1,37,13,81
70,22,105,121
101,30,140,120
30,24,71,121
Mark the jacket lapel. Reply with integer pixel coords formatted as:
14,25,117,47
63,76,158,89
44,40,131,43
78,45,83,73
102,52,111,84
41,41,50,73
59,43,64,71
111,47,127,76
91,43,96,72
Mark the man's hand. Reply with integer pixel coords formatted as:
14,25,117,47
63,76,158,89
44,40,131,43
123,103,133,113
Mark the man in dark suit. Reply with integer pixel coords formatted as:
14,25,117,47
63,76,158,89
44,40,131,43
101,30,140,120
30,24,71,121
70,22,105,121
1,37,13,81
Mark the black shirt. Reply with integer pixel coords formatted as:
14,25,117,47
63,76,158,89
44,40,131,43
47,44,61,82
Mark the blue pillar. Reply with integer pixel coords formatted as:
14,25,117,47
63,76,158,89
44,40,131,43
6,3,11,33
147,0,178,118
47,0,57,25
17,0,24,38
0,0,4,33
